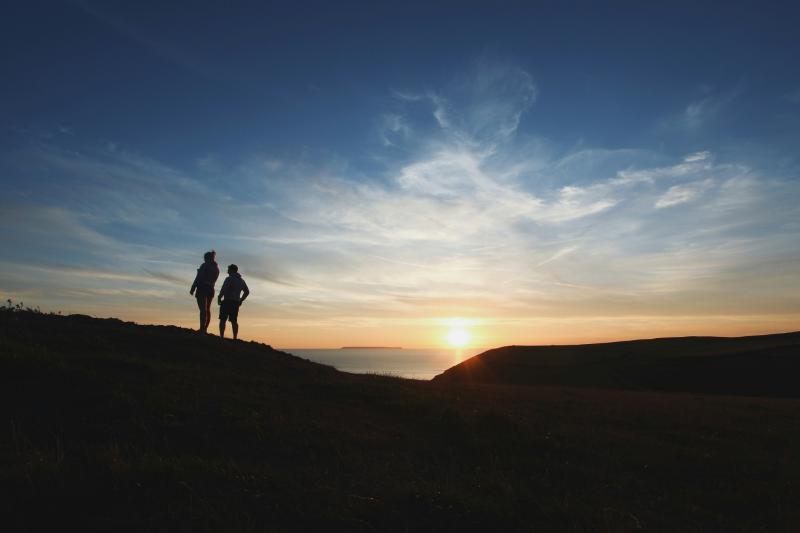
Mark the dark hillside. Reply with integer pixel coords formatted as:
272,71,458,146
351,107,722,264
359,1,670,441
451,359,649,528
433,333,800,396
2,310,800,531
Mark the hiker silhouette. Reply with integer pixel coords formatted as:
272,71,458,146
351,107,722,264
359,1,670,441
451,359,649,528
218,264,250,340
189,250,220,334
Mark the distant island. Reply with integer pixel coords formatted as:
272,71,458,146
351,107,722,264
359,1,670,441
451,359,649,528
341,346,402,349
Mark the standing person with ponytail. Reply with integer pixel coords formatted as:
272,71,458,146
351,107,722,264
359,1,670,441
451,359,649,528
189,250,220,334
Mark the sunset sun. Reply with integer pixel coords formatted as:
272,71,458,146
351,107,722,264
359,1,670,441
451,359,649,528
445,328,470,348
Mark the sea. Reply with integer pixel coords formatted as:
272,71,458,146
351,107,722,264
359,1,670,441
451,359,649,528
279,348,481,380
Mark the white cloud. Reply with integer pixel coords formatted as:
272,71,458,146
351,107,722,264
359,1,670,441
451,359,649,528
535,185,617,223
612,156,714,185
655,184,699,208
535,246,578,267
684,151,711,162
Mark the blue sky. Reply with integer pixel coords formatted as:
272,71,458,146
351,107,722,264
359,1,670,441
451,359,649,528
1,1,799,347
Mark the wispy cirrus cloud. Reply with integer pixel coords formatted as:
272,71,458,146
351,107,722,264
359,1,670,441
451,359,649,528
684,150,711,162
391,59,536,144
655,179,714,208
378,114,412,147
661,88,740,131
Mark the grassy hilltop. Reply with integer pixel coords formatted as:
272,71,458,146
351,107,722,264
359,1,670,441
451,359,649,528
2,309,800,532
434,333,800,397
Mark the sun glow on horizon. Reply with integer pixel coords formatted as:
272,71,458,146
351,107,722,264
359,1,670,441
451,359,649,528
441,317,476,348
445,328,471,348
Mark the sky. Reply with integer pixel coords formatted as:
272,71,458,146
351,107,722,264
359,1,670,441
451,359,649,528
1,1,799,348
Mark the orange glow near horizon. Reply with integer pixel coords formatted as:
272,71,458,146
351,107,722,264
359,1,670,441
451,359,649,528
242,314,800,350
445,328,470,348
24,299,800,350
441,318,475,349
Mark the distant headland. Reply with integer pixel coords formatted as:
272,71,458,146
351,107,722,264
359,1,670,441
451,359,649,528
341,346,403,349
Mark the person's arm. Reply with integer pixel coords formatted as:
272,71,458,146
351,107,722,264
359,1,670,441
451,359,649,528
190,267,200,295
240,280,250,303
217,278,229,305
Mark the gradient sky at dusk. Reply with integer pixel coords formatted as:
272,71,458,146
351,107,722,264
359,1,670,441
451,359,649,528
1,1,799,347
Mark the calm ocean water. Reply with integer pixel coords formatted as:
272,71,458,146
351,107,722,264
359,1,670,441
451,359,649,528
280,348,481,380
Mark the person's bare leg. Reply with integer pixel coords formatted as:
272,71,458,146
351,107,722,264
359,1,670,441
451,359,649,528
219,319,226,338
196,297,206,333
232,320,238,340
204,299,212,332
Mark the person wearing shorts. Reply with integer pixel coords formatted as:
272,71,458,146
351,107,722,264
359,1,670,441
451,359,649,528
218,263,250,340
189,250,219,334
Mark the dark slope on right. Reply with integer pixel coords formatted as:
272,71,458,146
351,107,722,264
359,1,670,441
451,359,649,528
433,332,800,397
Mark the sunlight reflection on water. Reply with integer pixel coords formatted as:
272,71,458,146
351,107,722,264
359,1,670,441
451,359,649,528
281,348,478,380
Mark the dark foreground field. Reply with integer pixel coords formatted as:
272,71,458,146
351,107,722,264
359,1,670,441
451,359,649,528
2,310,799,532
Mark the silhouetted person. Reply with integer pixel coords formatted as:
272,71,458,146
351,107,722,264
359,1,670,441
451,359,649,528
190,250,220,334
218,264,249,340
